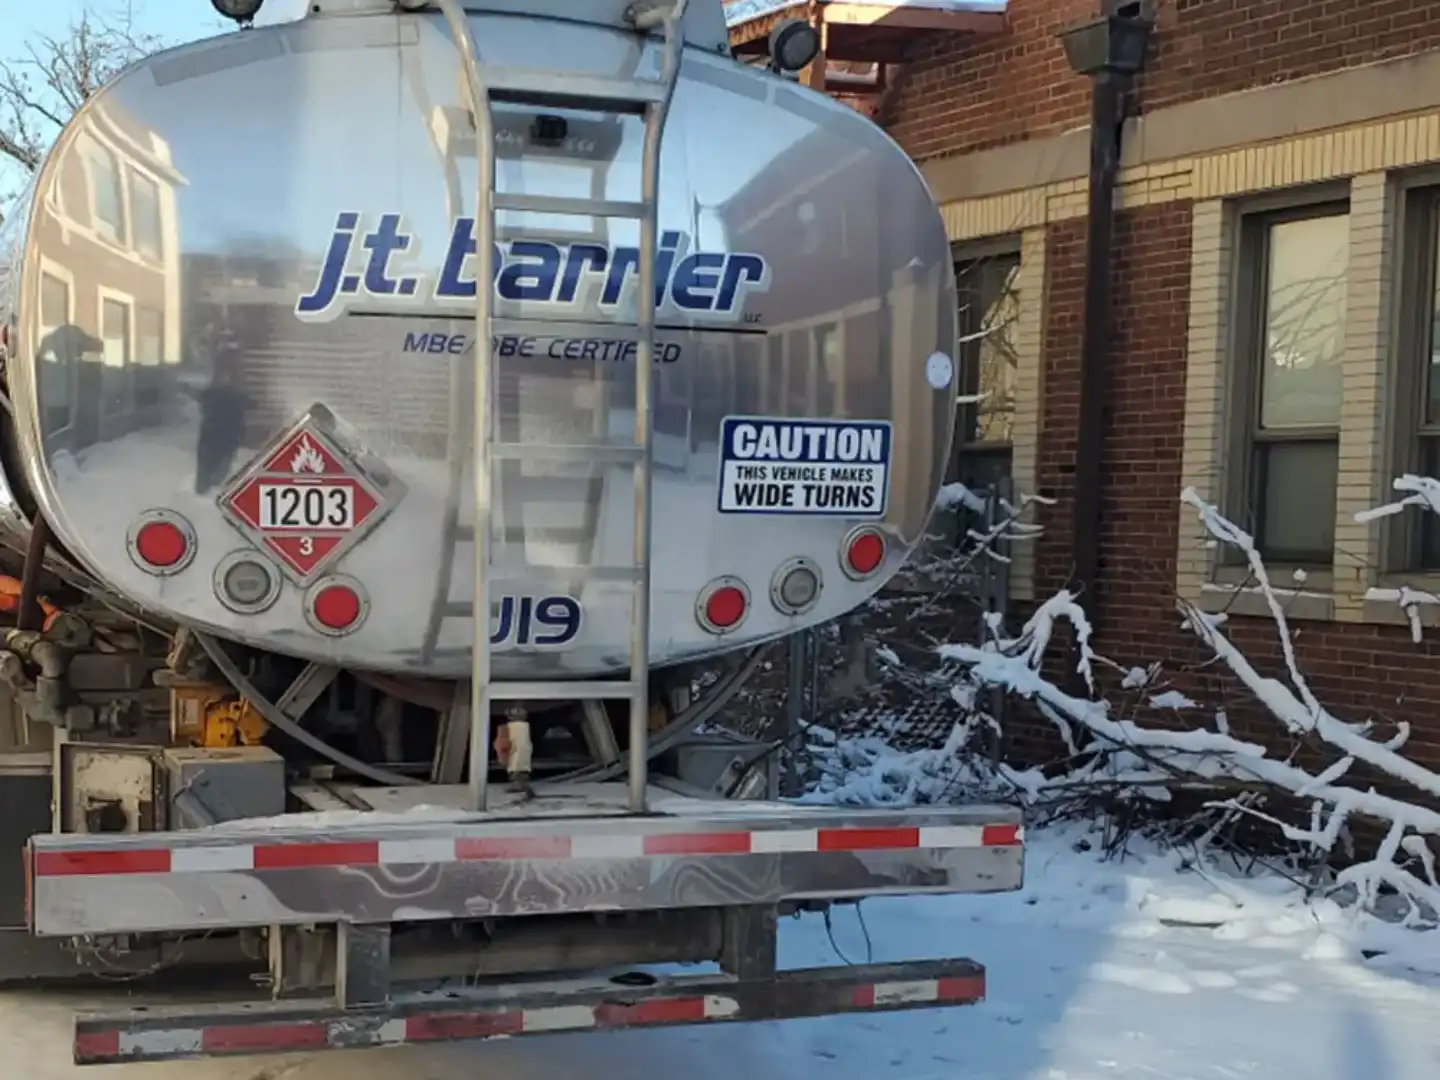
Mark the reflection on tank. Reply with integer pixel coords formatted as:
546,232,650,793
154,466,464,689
0,8,958,681
27,100,185,461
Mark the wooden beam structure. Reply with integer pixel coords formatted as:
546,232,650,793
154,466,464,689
725,0,1009,111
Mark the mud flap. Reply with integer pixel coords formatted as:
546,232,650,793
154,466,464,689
73,958,986,1065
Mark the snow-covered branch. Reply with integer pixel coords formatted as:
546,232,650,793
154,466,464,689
933,483,1440,923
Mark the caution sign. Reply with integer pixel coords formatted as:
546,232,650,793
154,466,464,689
717,416,891,516
218,409,397,583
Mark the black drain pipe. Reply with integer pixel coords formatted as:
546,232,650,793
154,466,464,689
1058,9,1153,655
1070,74,1126,626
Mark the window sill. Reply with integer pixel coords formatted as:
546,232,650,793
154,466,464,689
1197,581,1337,622
1363,573,1440,628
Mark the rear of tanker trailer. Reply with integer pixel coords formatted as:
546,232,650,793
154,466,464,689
0,0,1024,1065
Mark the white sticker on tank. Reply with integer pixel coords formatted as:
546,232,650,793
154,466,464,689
925,351,954,390
717,417,891,517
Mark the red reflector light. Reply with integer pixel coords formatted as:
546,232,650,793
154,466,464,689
127,511,196,576
697,578,749,634
136,523,187,567
841,527,886,579
305,575,368,636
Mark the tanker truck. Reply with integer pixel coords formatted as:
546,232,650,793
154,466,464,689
0,0,1023,1065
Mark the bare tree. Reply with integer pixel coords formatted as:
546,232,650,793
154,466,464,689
0,3,165,211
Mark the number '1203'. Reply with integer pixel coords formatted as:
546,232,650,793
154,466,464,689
258,484,354,530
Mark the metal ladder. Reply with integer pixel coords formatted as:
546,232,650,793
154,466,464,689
418,115,623,675
433,0,690,812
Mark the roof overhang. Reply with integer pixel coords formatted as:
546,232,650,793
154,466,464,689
726,0,1007,67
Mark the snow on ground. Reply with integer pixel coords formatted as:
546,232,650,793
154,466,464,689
6,814,1440,1080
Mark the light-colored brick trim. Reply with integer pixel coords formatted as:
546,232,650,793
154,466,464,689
1332,173,1396,618
1175,200,1232,604
939,112,1440,242
1007,226,1046,602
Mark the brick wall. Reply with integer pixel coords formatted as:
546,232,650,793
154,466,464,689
874,0,1440,776
884,0,1440,163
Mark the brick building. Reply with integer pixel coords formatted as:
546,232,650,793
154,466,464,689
727,0,1440,764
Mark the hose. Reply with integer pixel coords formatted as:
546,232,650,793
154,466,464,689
196,633,766,790
194,631,422,787
17,513,50,632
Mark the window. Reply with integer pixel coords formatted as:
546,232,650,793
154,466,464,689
136,308,162,367
38,272,74,432
1233,206,1349,565
39,273,69,341
135,307,163,407
83,139,126,244
1396,187,1440,569
130,171,162,260
100,297,132,415
951,250,1020,494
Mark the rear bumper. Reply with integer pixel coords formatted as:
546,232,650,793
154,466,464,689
27,803,1024,937
74,958,988,1065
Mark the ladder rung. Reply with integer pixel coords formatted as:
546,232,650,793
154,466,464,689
487,681,640,702
493,193,647,218
492,443,646,465
485,68,667,114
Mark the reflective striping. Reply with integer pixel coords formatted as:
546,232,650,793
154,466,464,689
570,833,645,859
379,837,455,866
72,967,986,1064
642,831,751,856
34,849,171,876
456,835,572,860
852,974,985,1009
817,826,920,852
253,841,380,869
122,1028,205,1057
170,845,255,873
405,1010,523,1042
749,828,818,853
981,823,1024,846
521,1005,598,1032
918,825,986,848
36,820,1024,878
202,1022,328,1054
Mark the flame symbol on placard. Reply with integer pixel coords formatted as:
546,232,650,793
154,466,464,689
289,436,327,475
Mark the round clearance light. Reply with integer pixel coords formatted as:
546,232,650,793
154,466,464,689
770,556,822,617
214,550,281,615
768,18,821,73
127,510,197,576
304,575,369,637
697,577,750,635
210,0,266,24
841,526,887,581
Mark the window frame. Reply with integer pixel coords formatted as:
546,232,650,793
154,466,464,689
36,258,78,438
1385,172,1440,573
950,236,1022,493
80,136,129,248
1223,188,1351,569
96,286,135,420
128,167,163,262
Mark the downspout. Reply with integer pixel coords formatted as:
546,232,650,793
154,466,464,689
1069,71,1129,641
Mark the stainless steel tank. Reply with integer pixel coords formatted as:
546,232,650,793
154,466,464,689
0,0,957,679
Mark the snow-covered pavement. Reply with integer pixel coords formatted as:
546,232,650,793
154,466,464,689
6,824,1440,1080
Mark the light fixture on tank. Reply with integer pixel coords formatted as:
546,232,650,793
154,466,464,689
210,0,265,24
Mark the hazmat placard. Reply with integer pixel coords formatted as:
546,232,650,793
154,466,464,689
717,416,892,516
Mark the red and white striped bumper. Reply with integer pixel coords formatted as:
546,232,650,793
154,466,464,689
27,806,1024,936
72,959,988,1065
